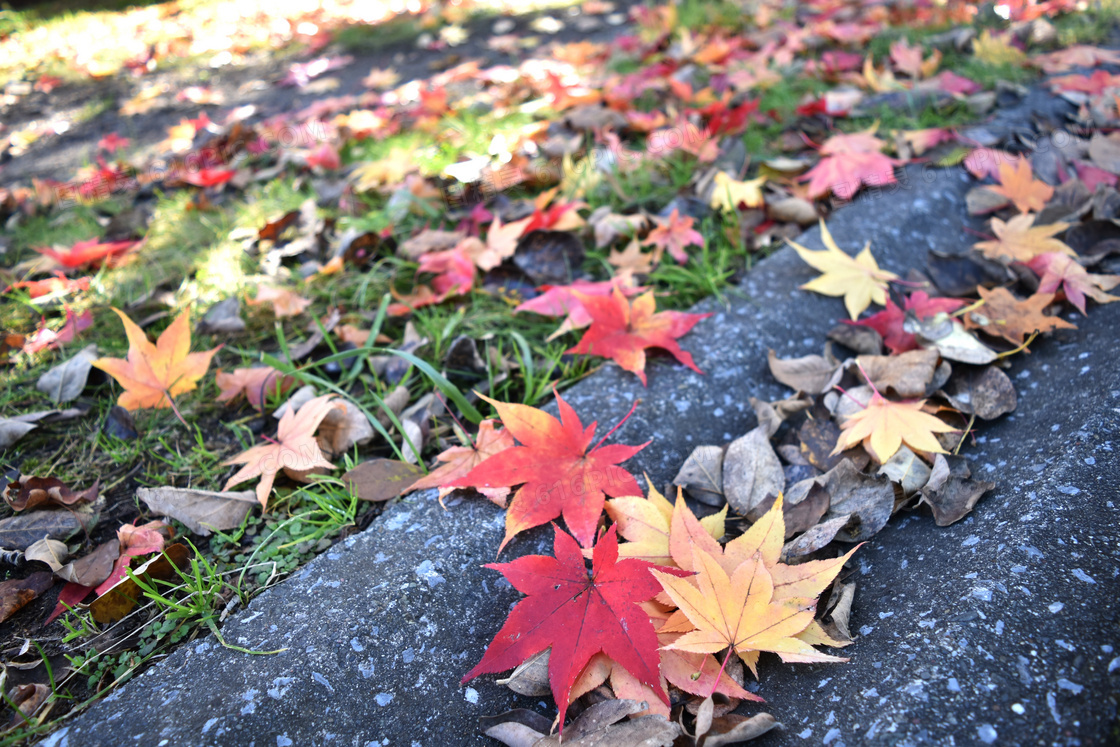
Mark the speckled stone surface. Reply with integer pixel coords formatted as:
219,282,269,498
47,164,1119,746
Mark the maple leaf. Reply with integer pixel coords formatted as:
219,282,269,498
987,159,1053,214
406,420,515,505
352,149,415,192
514,274,646,340
710,172,765,212
1032,44,1120,74
972,214,1074,264
95,520,170,596
965,288,1077,346
22,308,93,355
446,391,647,549
1026,253,1120,315
215,367,295,411
566,288,712,385
643,209,704,263
790,221,899,320
605,483,725,567
246,287,312,318
832,387,955,462
463,525,675,734
482,215,532,268
803,128,901,200
849,291,966,354
37,238,137,270
181,168,236,188
7,272,90,300
92,309,219,411
972,30,1026,66
653,544,846,676
222,394,339,508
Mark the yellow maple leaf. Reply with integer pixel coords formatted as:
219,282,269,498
973,214,1074,264
973,29,1027,66
352,149,415,192
93,309,219,412
652,544,848,676
832,389,956,463
604,483,725,567
710,172,766,212
789,220,899,319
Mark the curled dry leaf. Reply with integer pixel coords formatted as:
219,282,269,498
906,313,998,365
0,504,100,551
137,487,257,536
877,445,933,496
767,347,841,395
24,538,69,571
4,476,99,512
3,683,51,731
919,454,995,526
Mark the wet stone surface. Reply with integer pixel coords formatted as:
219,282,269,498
50,165,1120,745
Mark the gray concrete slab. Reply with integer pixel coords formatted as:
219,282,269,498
48,165,1120,746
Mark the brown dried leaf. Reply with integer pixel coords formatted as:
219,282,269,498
723,427,784,520
767,348,841,395
342,459,423,502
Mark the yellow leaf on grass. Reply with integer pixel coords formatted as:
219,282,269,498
789,221,899,319
832,391,955,463
93,309,219,412
973,30,1027,67
710,172,766,212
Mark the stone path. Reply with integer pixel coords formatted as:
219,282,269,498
45,164,1120,746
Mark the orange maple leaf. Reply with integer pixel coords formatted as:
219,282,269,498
92,309,219,411
832,388,955,463
972,214,1074,264
247,287,312,318
566,288,712,385
965,287,1077,345
215,367,295,411
406,419,515,505
222,394,340,508
987,159,1053,214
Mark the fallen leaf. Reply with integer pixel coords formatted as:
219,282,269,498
972,29,1026,66
4,683,51,730
790,221,899,319
447,391,647,549
710,172,766,211
1026,252,1120,315
35,343,98,403
988,159,1053,214
215,367,296,411
848,292,966,354
342,459,423,502
405,420,514,505
24,538,69,571
464,526,675,736
802,129,901,201
247,287,312,317
485,699,680,747
973,214,1074,264
821,459,896,540
0,506,99,551
767,347,841,395
723,427,785,520
605,483,725,567
919,455,995,526
92,309,220,411
137,487,257,536
854,348,940,399
36,238,137,270
877,446,932,496
832,388,955,463
673,445,725,504
964,288,1076,345
940,365,1017,420
95,520,171,596
90,543,190,624
222,394,339,508
566,289,712,385
643,209,704,263
4,476,98,511
0,572,53,623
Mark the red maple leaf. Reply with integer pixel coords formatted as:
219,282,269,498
7,272,90,299
566,288,712,385
37,238,137,270
22,308,93,355
463,525,681,732
803,130,901,200
848,291,966,354
446,391,647,549
514,275,647,339
182,168,236,187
